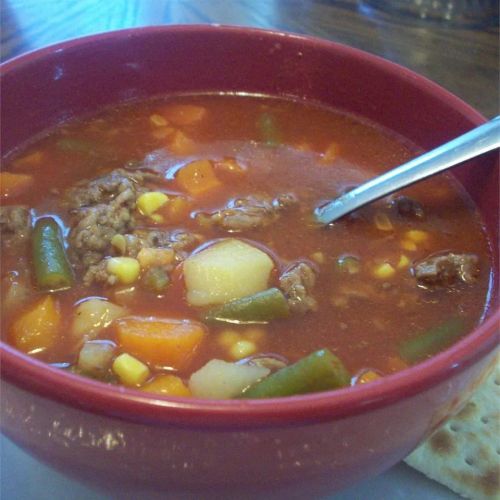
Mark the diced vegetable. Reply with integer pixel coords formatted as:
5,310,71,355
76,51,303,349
111,234,127,254
241,349,351,398
115,317,207,369
373,262,395,279
356,369,382,384
184,239,274,307
112,353,151,386
0,172,34,198
13,151,44,170
336,255,360,274
32,217,74,291
405,230,429,243
400,239,417,251
137,192,169,217
141,374,191,397
77,340,116,376
397,255,411,269
151,126,175,140
176,159,222,196
137,248,174,269
71,298,128,340
161,195,191,223
204,288,289,324
189,359,270,399
229,340,257,360
321,142,340,162
258,112,281,146
10,295,60,355
399,317,465,364
385,356,408,372
141,266,170,293
107,257,140,284
2,273,30,313
162,104,207,126
311,251,325,264
149,114,169,127
374,212,394,231
168,130,196,155
217,329,240,348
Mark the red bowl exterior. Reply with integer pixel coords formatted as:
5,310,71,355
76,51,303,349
1,25,498,497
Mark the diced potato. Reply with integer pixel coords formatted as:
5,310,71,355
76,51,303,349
0,172,34,198
311,251,325,264
107,257,140,284
77,340,116,376
176,159,222,196
357,369,382,384
115,316,207,369
400,239,417,251
137,192,169,216
137,248,174,269
374,212,393,231
184,239,274,307
112,353,151,387
162,104,207,126
71,298,128,340
10,295,60,355
373,262,396,279
397,255,411,269
405,229,429,243
189,359,270,399
168,130,196,155
229,340,257,360
141,374,191,397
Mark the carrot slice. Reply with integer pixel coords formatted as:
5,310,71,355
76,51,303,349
162,104,207,126
10,295,61,355
176,159,222,196
0,172,34,198
115,317,207,370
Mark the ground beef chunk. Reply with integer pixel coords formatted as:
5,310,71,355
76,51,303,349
414,253,479,287
0,206,32,248
391,196,424,219
67,168,156,209
279,262,318,314
196,193,298,232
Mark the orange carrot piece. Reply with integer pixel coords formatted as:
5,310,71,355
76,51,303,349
162,104,207,126
158,196,192,223
168,130,196,156
115,317,207,370
176,159,222,196
0,172,34,198
10,295,60,355
141,374,191,396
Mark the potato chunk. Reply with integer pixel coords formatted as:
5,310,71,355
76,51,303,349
183,239,274,306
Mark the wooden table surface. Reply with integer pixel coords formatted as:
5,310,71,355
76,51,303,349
1,0,498,118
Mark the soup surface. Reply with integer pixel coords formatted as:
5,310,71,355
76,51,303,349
0,94,492,398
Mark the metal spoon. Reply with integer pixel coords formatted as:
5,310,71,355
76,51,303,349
314,116,500,225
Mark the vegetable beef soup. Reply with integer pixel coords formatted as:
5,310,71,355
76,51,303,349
0,94,492,399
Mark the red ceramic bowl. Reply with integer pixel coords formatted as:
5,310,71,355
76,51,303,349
1,25,498,498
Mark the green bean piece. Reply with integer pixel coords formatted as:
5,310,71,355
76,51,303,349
399,317,466,364
32,217,74,291
204,288,290,324
142,266,170,293
241,349,351,398
258,112,281,146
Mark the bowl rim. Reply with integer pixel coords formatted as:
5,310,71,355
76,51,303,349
1,24,498,428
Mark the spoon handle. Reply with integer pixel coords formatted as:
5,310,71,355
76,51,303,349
315,116,500,225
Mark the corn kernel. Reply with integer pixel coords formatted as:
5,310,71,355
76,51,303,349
111,234,127,254
137,248,175,269
397,255,410,269
311,251,325,264
217,329,240,348
229,340,257,360
150,213,164,223
405,229,429,243
373,262,396,279
374,212,393,231
357,370,382,384
141,374,191,396
107,257,140,284
137,192,169,217
112,353,150,386
150,114,169,127
400,239,417,251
